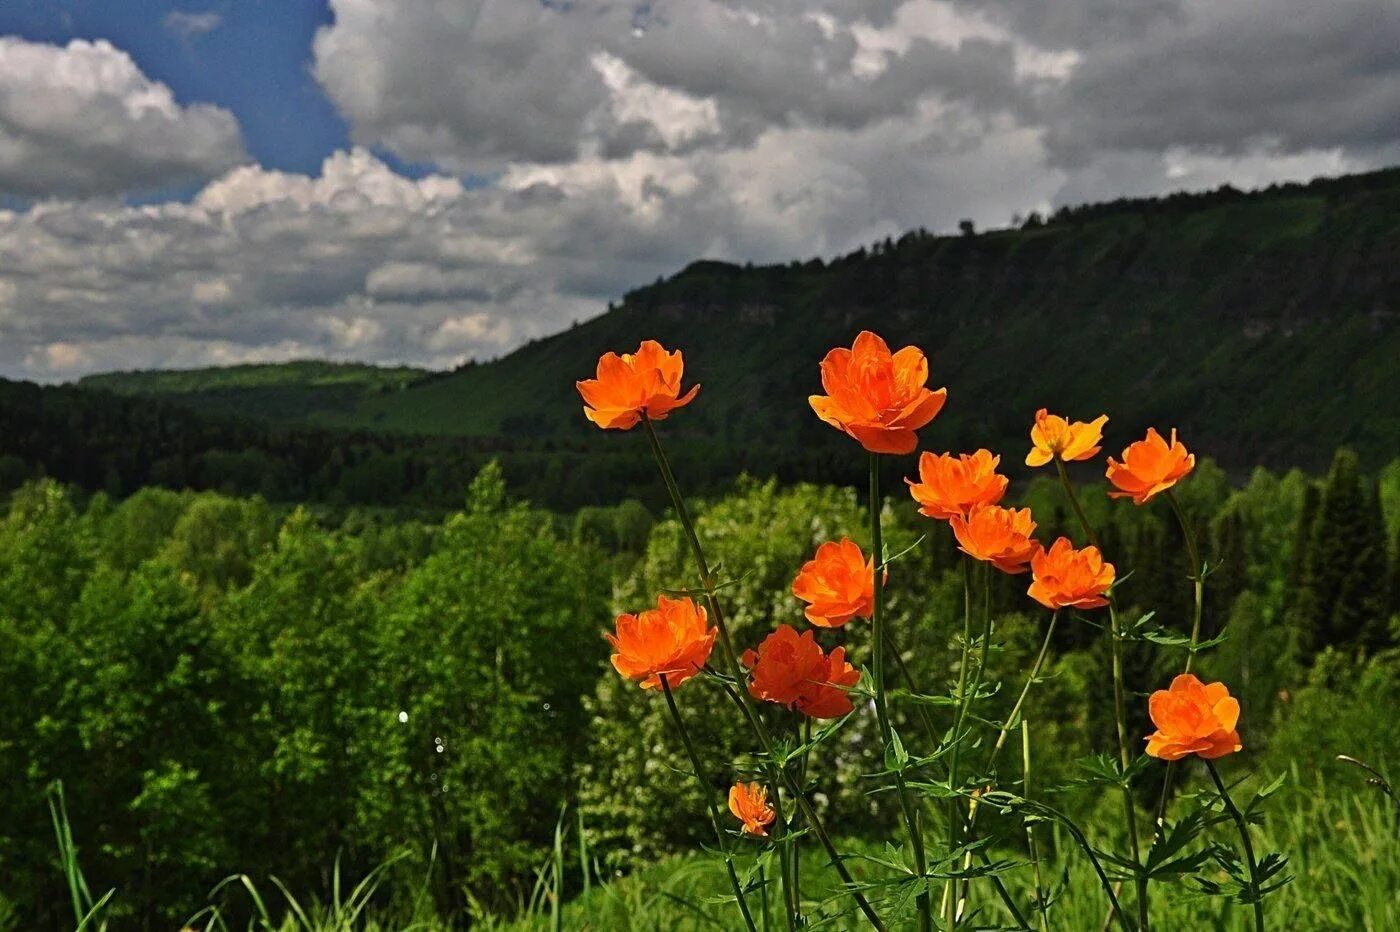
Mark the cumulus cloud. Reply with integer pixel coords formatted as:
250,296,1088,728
4,0,1400,380
0,126,1053,381
311,0,1038,169
0,37,246,198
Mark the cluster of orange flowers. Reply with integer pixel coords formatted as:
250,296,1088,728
579,329,1238,841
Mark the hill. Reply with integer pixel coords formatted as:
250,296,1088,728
328,168,1400,473
77,360,429,424
14,166,1400,511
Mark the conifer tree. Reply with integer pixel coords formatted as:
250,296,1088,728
1298,450,1388,651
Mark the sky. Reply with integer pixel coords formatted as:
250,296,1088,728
0,0,1396,381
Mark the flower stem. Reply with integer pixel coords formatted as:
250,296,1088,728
1164,490,1204,674
869,453,932,932
1023,721,1051,932
1205,761,1266,932
642,417,886,931
1054,456,1147,931
1151,490,1206,850
943,557,976,928
659,674,759,932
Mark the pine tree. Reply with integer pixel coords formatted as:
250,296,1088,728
1297,450,1388,652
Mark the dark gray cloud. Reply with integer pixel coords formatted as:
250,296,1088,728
1041,0,1400,166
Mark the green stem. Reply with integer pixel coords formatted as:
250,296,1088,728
1023,721,1050,932
793,717,810,927
869,453,931,932
1054,457,1147,931
643,418,886,932
887,634,1031,932
1164,490,1204,675
943,558,976,928
1205,761,1266,932
660,675,759,932
1152,491,1206,848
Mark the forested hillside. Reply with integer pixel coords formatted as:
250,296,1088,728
77,361,428,425
338,168,1400,470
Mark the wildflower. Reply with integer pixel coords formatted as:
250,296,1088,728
949,504,1040,574
576,340,700,430
1106,427,1196,505
1025,409,1109,467
743,625,860,719
1027,537,1115,610
792,538,879,628
606,595,716,690
906,449,1008,520
809,331,947,454
728,782,776,836
1145,674,1242,761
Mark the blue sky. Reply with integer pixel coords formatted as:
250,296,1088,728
0,0,1394,380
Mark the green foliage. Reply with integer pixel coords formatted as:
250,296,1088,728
0,444,1394,926
0,468,608,927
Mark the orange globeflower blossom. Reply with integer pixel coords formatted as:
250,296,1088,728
728,782,777,836
1027,537,1115,610
949,504,1040,574
1025,409,1109,467
576,340,700,430
1145,674,1242,761
791,538,881,628
606,595,716,691
1106,427,1196,505
808,331,947,455
906,449,1009,520
743,625,860,719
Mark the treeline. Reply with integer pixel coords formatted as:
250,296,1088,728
0,449,1395,926
0,377,896,513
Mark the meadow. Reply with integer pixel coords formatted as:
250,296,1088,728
0,347,1396,928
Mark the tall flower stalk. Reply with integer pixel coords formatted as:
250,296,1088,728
870,453,932,932
1206,762,1266,932
1053,455,1147,930
659,674,759,932
643,416,887,931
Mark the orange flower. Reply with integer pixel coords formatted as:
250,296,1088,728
907,450,1009,520
576,340,700,430
809,331,947,455
728,782,776,836
791,538,879,628
606,595,716,690
1025,409,1109,467
742,625,860,719
949,504,1040,574
1027,537,1115,610
1145,674,1242,761
1106,427,1196,505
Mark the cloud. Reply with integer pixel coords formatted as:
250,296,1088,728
4,2,1400,381
163,10,225,42
310,0,1038,169
0,128,1056,381
0,37,246,198
1041,0,1400,168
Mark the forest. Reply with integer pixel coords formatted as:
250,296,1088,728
0,443,1394,927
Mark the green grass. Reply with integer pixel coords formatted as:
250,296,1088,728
33,773,1395,931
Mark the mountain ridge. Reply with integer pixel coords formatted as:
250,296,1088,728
64,166,1400,476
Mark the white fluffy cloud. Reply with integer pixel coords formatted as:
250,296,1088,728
0,124,1052,381
0,37,246,198
2,0,1399,380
